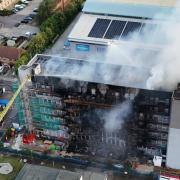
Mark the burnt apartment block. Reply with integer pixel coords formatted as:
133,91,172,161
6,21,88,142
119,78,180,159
19,55,172,160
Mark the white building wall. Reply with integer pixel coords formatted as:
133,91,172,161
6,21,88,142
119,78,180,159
166,99,180,169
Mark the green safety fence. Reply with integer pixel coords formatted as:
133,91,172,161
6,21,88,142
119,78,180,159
12,82,26,125
30,97,55,108
29,96,65,130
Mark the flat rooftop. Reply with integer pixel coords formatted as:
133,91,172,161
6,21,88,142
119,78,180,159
82,0,177,19
68,13,167,47
99,0,177,7
26,55,153,90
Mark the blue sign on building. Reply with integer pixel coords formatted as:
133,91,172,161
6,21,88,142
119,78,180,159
76,44,90,51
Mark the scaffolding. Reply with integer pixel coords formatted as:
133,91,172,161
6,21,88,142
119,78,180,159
29,97,66,131
12,82,26,126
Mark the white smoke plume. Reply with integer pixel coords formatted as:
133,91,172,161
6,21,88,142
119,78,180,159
104,100,132,132
105,4,180,91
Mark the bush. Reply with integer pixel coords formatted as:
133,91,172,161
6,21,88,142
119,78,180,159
0,9,12,16
40,12,66,35
27,32,48,57
15,52,30,73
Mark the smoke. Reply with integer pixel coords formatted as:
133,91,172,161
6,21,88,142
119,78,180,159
104,100,132,132
42,3,180,91
43,57,150,89
105,4,180,91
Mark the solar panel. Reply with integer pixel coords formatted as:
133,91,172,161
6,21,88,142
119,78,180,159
88,18,111,38
104,20,126,39
121,21,142,38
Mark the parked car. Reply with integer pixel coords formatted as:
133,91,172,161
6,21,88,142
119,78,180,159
15,4,24,10
12,8,19,13
28,14,36,18
21,0,29,5
14,22,20,27
33,8,38,12
21,19,29,24
25,31,32,38
24,16,33,21
20,4,26,8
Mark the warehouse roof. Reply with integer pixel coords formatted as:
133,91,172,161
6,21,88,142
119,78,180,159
82,0,176,19
95,0,177,7
68,13,166,48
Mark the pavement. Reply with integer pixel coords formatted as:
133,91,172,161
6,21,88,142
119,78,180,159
0,0,42,37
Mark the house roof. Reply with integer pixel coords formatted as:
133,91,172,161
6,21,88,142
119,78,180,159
0,46,24,64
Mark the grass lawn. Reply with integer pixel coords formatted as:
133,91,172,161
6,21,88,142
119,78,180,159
0,155,23,180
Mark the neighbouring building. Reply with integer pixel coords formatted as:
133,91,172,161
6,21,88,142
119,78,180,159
0,0,19,10
166,84,180,169
0,46,24,66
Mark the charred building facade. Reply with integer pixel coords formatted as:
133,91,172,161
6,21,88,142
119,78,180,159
18,55,172,160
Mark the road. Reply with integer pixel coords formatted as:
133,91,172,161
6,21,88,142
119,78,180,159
0,0,42,37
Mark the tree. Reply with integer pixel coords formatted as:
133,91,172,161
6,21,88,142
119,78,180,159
37,0,56,24
42,27,55,44
64,2,78,25
27,33,47,57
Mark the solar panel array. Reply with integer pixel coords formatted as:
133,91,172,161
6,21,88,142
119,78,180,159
88,18,157,40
